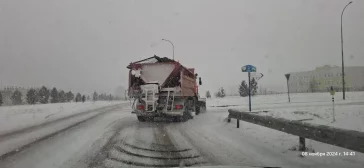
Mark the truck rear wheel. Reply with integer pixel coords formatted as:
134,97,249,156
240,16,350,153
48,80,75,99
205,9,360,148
195,104,200,115
183,109,193,122
173,117,181,122
137,116,146,122
180,115,188,122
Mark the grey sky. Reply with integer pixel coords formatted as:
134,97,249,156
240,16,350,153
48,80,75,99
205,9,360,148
1,0,363,95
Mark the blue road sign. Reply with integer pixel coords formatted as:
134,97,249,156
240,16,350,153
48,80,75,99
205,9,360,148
241,65,257,72
241,64,257,112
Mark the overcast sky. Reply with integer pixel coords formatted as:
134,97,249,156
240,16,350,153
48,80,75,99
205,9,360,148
1,0,363,95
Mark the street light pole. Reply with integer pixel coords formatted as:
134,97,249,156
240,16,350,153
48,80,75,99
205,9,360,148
285,74,291,103
341,1,353,100
162,39,175,60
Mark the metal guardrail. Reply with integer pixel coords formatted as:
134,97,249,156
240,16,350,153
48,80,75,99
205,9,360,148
228,109,364,153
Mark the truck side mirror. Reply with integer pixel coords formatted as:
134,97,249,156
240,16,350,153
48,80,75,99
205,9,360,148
199,77,202,85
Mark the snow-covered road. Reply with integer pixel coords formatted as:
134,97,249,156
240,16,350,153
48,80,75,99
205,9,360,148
0,103,363,168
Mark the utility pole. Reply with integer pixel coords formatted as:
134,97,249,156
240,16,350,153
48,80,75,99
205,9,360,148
341,1,353,100
285,74,291,103
248,72,252,112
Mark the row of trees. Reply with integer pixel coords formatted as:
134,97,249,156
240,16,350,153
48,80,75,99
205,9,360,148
0,86,118,106
24,86,86,105
92,92,115,101
204,88,226,98
204,78,259,99
215,87,226,98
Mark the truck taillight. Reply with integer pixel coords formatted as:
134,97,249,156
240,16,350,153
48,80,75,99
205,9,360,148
137,105,144,110
175,105,183,110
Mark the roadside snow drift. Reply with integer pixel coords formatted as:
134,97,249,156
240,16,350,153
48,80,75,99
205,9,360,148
198,92,364,167
208,92,364,132
0,101,126,135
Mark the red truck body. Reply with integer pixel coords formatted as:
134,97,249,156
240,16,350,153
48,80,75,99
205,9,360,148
126,55,205,121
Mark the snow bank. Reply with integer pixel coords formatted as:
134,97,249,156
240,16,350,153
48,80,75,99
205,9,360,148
187,108,364,167
208,92,364,107
197,92,364,167
0,101,127,135
208,92,364,131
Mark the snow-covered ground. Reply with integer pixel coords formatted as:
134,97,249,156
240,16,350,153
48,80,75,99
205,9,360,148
0,101,127,136
0,105,135,168
208,92,364,131
185,109,364,168
0,95,363,168
201,91,364,167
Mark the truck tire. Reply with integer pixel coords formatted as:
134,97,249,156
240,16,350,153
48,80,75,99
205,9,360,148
145,116,154,122
195,103,200,115
180,110,192,122
180,115,188,122
173,117,181,122
137,116,146,122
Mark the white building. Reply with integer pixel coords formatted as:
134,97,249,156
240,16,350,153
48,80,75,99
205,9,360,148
287,65,364,93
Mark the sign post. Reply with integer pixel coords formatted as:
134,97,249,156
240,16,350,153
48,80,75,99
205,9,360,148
285,74,291,103
330,86,336,122
241,65,257,113
248,72,251,112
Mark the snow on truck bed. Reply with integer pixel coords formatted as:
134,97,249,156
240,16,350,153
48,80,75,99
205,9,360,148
0,101,125,135
208,91,364,132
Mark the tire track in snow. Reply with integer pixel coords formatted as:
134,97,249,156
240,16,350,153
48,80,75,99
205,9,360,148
90,121,206,168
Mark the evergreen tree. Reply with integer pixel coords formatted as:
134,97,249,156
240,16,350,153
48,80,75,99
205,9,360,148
66,91,74,102
82,95,86,103
87,95,91,101
220,87,226,98
58,90,67,102
11,89,22,105
0,92,3,106
93,92,98,101
215,87,226,98
205,91,211,98
38,86,49,104
75,93,82,102
50,87,59,103
99,93,106,100
109,94,113,101
239,80,249,97
26,88,37,104
250,78,258,96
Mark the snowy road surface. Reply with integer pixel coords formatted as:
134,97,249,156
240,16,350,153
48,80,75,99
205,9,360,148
0,100,363,168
